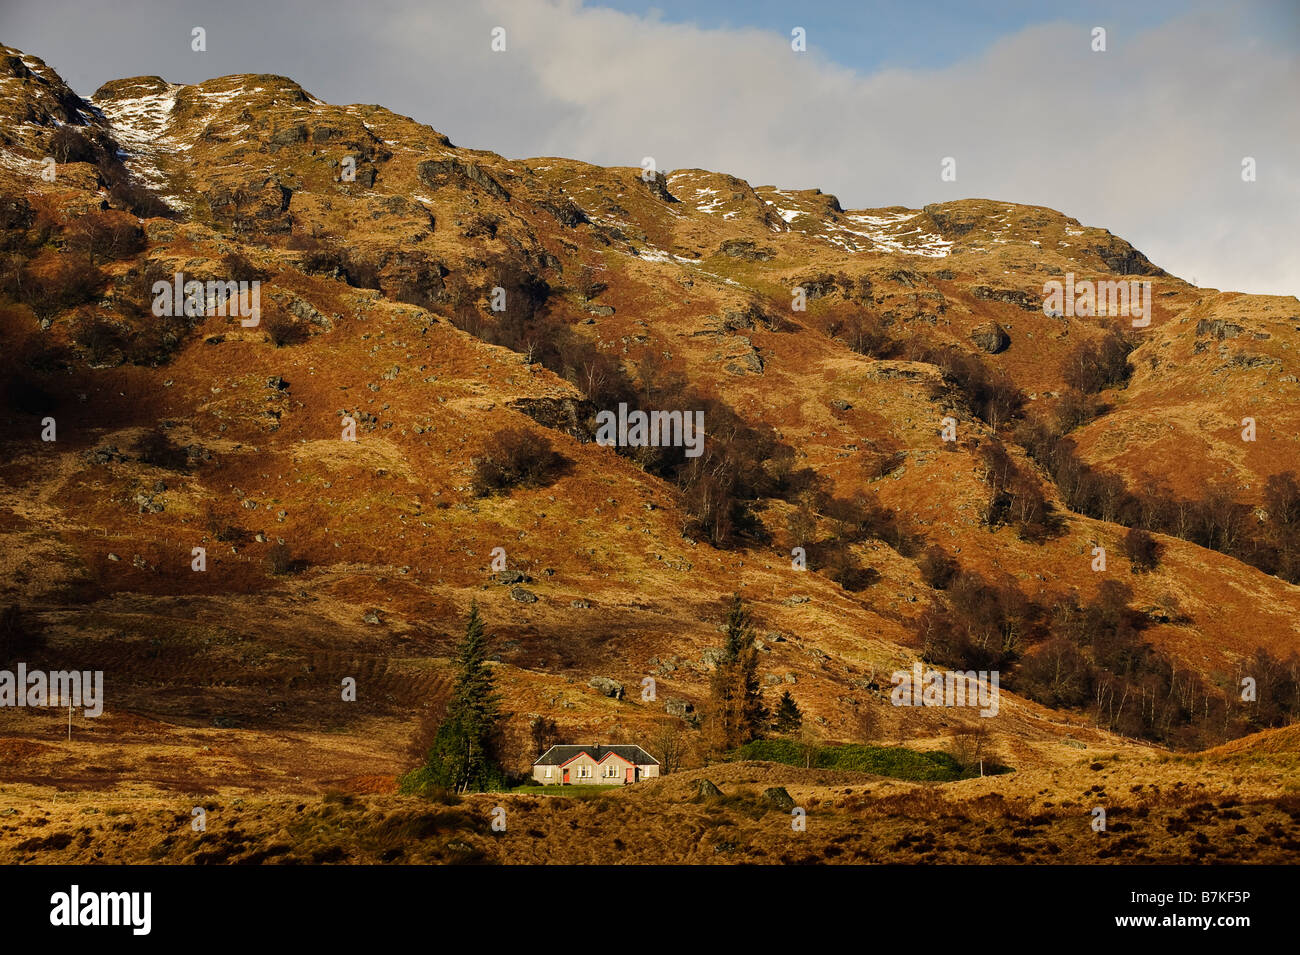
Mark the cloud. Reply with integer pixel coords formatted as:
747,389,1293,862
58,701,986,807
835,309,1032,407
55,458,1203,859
3,0,1295,294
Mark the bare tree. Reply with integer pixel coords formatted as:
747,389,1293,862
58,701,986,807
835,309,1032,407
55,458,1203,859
650,719,685,775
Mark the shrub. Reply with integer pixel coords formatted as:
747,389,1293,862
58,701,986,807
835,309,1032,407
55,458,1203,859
20,255,104,321
70,311,126,365
1062,331,1132,393
918,545,958,590
222,251,269,283
1013,638,1093,708
730,740,967,782
266,542,296,575
1123,527,1160,572
843,313,897,358
262,310,309,347
1054,388,1103,432
471,427,566,496
63,211,146,264
133,429,189,470
911,343,1025,430
49,127,97,164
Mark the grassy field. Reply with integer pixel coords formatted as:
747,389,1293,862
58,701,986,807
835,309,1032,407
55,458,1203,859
509,784,615,797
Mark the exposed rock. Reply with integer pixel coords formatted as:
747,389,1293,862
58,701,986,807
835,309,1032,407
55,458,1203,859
971,286,1038,312
719,239,775,261
762,787,796,810
1196,318,1244,340
664,698,694,718
696,779,723,798
970,321,1011,353
588,676,624,700
509,587,538,603
417,158,510,201
639,170,678,203
700,648,726,668
87,446,126,465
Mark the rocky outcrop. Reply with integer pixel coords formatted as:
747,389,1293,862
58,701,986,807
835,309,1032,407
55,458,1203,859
970,320,1011,353
718,239,775,262
587,676,624,699
507,397,598,441
1196,318,1244,340
971,286,1038,312
417,158,510,201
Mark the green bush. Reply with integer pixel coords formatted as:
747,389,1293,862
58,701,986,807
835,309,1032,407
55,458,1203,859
729,739,968,782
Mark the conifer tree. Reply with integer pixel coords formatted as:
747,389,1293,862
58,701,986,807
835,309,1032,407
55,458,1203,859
709,594,768,749
422,602,505,792
772,690,803,734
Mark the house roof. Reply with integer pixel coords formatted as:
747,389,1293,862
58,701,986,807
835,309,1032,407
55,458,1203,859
533,744,660,767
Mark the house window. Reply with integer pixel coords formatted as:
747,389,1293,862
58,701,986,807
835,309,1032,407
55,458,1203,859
545,767,552,778
577,765,591,779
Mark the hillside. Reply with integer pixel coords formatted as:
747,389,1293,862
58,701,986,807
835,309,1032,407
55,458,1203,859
0,43,1297,863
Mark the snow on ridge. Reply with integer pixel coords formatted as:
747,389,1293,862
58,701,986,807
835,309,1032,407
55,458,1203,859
93,84,186,207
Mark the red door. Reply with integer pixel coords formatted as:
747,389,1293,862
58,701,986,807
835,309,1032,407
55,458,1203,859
563,769,570,784
625,767,634,784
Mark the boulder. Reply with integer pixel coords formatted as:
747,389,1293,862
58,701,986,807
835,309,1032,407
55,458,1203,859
700,648,726,668
762,787,796,810
664,698,694,718
509,587,538,603
588,676,624,700
970,321,1011,354
697,779,723,798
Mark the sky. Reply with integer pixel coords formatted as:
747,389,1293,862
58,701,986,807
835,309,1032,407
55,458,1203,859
1,0,1296,296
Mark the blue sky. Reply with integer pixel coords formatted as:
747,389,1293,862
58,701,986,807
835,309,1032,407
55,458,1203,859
591,0,1284,71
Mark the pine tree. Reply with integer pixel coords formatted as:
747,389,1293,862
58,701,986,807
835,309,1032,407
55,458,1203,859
421,602,505,792
709,594,768,750
773,690,803,734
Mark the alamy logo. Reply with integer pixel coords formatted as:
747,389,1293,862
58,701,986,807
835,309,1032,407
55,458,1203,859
1042,273,1151,327
152,271,260,326
890,663,999,717
0,664,103,717
50,885,151,935
595,403,704,458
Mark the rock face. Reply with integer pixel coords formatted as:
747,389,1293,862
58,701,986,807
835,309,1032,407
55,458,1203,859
971,286,1038,312
417,158,510,201
970,321,1011,353
507,397,597,441
719,239,775,261
1196,318,1244,340
587,676,624,700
